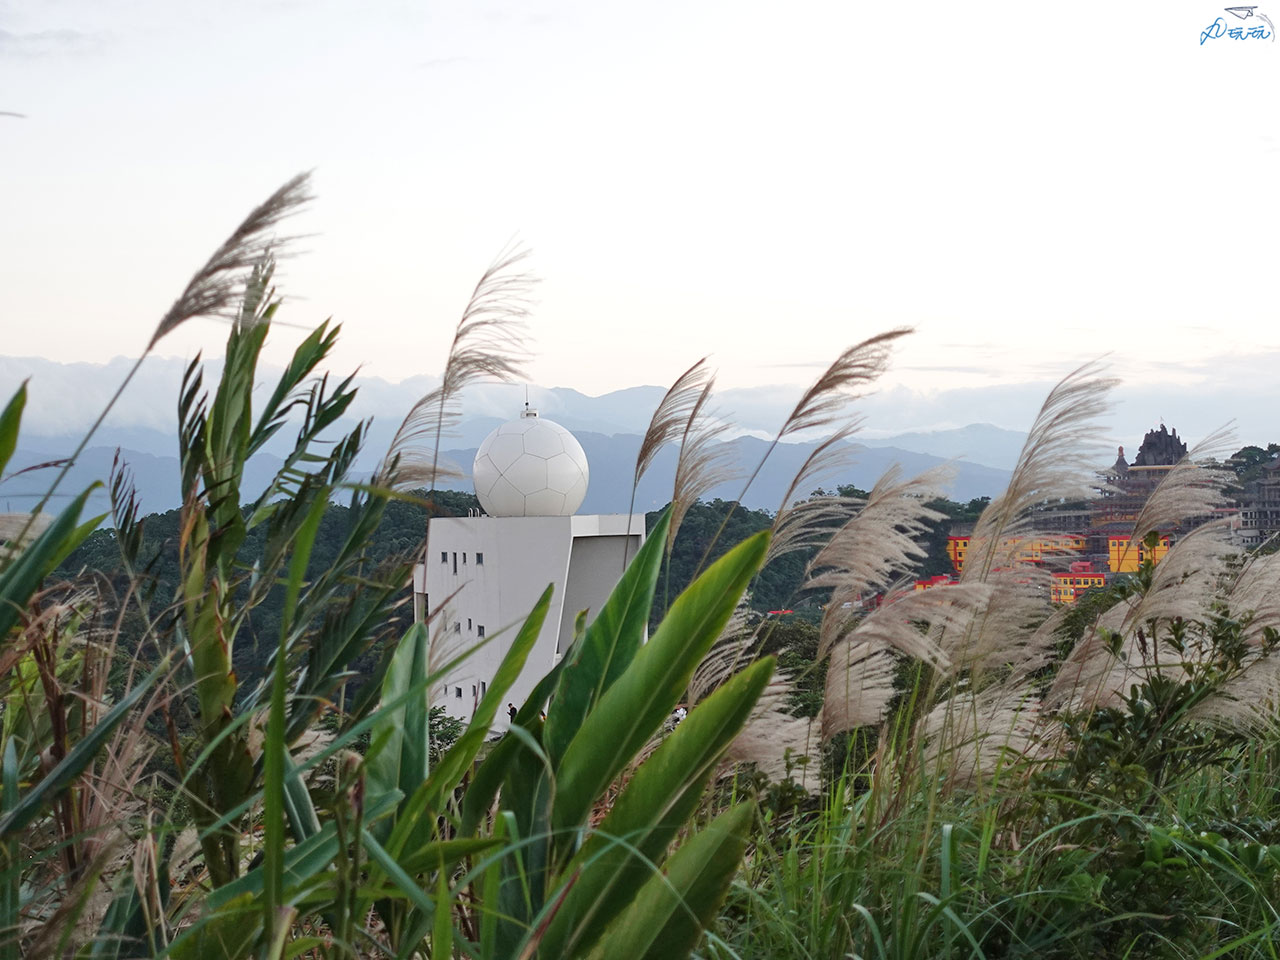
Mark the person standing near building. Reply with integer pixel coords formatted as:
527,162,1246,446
508,703,518,722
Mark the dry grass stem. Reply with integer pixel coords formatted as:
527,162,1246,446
380,245,534,491
150,173,313,349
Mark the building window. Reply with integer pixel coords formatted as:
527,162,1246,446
454,687,462,698
475,552,484,565
454,621,461,633
452,552,458,575
467,618,472,630
441,551,448,563
480,680,487,695
471,685,477,696
477,625,485,638
462,553,467,564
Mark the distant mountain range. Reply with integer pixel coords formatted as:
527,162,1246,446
4,423,1013,519
1,354,1030,517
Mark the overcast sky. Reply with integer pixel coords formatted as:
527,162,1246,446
3,0,1279,437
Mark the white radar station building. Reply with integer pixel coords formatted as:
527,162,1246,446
412,406,646,726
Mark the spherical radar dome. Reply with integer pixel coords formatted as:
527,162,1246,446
472,412,589,517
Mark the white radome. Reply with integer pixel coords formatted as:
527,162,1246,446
472,412,589,517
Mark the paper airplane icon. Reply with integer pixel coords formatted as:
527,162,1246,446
1225,5,1257,18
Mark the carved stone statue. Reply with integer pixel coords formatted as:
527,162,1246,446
1112,445,1129,475
1133,425,1187,466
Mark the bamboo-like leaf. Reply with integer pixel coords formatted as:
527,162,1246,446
387,587,551,856
0,655,167,837
168,893,259,960
366,622,433,848
585,802,754,960
0,487,95,639
0,740,16,960
459,656,571,835
0,385,24,480
552,530,769,839
544,509,672,765
282,752,321,844
541,657,774,958
263,494,328,940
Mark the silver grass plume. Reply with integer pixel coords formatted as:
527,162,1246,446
944,362,1115,674
807,465,950,658
1113,426,1235,572
725,674,821,791
822,583,987,739
379,245,534,491
668,378,738,549
733,329,911,507
1122,518,1236,632
764,427,865,566
633,358,713,491
962,361,1115,582
692,603,823,790
1045,595,1138,713
1170,550,1280,731
766,491,863,568
919,681,1043,787
687,598,753,707
1225,548,1280,648
150,173,313,348
778,330,911,441
32,174,314,520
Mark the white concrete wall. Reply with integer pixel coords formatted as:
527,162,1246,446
413,513,645,727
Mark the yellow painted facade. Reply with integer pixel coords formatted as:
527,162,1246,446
1051,571,1106,604
946,535,1086,575
1107,535,1171,574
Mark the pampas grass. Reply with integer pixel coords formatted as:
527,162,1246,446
379,244,534,492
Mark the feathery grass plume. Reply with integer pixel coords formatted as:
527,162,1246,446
777,330,911,441
633,357,713,492
734,330,911,508
1225,548,1280,648
765,492,863,567
821,584,985,739
1044,595,1140,713
941,362,1115,675
31,174,314,522
1108,425,1235,572
763,427,865,567
1122,518,1236,632
962,361,1115,583
625,357,713,564
725,675,820,790
150,173,313,348
668,378,738,549
0,513,51,561
807,465,950,657
918,681,1043,787
378,245,534,491
687,599,754,708
1189,640,1280,733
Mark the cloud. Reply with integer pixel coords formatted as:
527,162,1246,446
0,27,101,57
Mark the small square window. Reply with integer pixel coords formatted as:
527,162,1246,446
475,552,484,565
454,687,462,698
477,625,485,638
441,551,448,563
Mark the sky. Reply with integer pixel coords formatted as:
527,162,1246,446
3,0,1280,441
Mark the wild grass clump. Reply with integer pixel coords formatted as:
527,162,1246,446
2,178,1279,959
